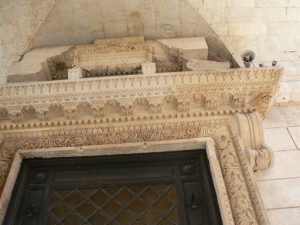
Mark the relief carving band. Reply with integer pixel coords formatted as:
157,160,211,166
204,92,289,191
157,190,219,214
0,37,283,225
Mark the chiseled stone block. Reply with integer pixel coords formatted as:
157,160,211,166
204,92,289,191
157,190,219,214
226,8,261,23
258,178,300,209
276,82,292,103
185,59,230,71
288,126,300,148
0,77,6,85
256,0,289,7
255,150,300,181
68,67,83,80
263,8,287,22
201,8,226,23
229,23,267,35
264,128,296,151
227,0,255,7
142,63,156,74
288,81,300,102
287,8,300,21
158,37,208,60
288,0,300,7
203,0,226,8
263,107,287,128
268,22,300,36
268,208,300,225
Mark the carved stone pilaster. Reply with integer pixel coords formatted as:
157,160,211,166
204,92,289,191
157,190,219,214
233,112,273,172
215,129,258,225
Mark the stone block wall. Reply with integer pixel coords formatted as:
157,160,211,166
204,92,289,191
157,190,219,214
0,0,56,84
255,105,300,225
187,0,300,102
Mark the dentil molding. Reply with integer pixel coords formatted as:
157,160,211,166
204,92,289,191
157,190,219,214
0,68,282,129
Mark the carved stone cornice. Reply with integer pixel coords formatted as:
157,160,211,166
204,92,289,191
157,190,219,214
0,68,282,130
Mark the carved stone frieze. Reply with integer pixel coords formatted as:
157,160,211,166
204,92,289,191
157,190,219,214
0,68,282,130
73,36,153,74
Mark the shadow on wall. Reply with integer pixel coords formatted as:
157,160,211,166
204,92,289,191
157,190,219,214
27,0,238,67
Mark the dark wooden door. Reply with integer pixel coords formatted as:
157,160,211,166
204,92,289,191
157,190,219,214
4,150,222,225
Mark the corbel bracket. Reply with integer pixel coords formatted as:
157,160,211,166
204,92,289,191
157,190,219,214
233,112,273,172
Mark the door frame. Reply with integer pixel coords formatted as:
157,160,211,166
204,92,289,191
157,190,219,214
0,138,234,225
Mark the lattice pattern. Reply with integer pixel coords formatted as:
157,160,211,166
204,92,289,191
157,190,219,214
47,184,179,225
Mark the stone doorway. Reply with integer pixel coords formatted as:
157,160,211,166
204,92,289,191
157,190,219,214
4,149,222,225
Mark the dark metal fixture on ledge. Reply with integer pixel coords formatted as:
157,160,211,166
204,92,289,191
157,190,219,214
242,50,255,68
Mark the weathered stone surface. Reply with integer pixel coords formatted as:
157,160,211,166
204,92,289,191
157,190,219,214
264,105,300,128
288,126,300,148
229,23,267,36
68,68,84,80
263,107,287,128
2,0,300,101
255,150,300,180
226,0,255,7
268,208,300,225
7,46,72,82
5,37,231,82
288,81,300,102
258,178,300,209
142,63,156,74
264,128,296,151
158,37,208,60
185,59,230,71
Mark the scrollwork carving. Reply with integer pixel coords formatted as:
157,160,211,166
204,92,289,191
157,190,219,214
0,117,272,225
233,112,273,172
246,145,273,172
214,131,258,225
0,108,9,122
45,104,66,120
0,68,283,129
75,102,98,119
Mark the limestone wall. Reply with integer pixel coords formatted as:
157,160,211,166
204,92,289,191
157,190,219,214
255,105,300,225
187,0,300,102
0,0,56,84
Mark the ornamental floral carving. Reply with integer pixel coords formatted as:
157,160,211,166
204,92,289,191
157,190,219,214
0,68,282,129
0,67,282,225
0,117,269,225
